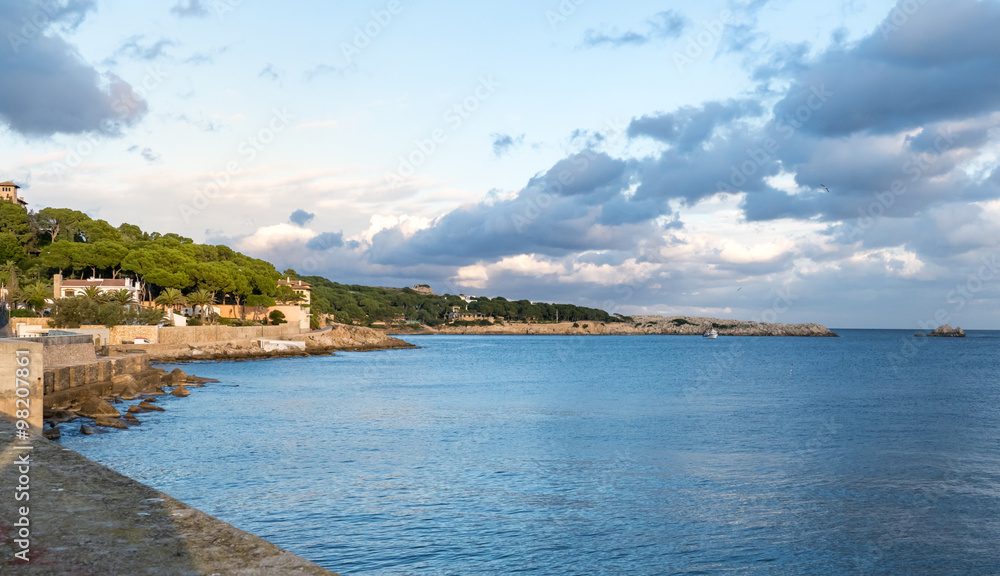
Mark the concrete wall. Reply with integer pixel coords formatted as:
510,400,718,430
157,324,303,345
0,338,43,431
109,325,160,344
17,335,98,369
43,354,150,397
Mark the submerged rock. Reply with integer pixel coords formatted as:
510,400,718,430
170,385,191,397
44,409,80,425
123,413,141,424
78,397,122,419
138,401,165,412
80,424,98,435
95,417,128,430
43,427,61,440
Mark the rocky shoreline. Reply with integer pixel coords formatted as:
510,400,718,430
391,315,838,337
43,367,218,437
112,323,416,363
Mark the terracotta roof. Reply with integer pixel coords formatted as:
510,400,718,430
0,181,19,188
278,279,311,289
62,279,134,288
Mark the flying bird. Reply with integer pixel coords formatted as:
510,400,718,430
737,285,743,292
821,184,830,193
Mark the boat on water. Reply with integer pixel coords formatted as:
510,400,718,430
703,329,718,339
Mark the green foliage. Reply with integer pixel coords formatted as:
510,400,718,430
269,310,286,325
672,318,694,326
51,298,164,328
10,308,37,318
711,323,732,329
296,274,620,328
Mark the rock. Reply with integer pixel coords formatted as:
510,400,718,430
170,385,191,397
95,417,128,430
138,401,165,412
77,397,122,419
119,384,141,400
111,374,137,393
127,404,144,414
929,324,966,337
186,374,219,383
142,396,158,403
163,368,189,383
80,424,98,435
144,386,167,396
43,427,61,440
123,413,140,424
44,409,80,425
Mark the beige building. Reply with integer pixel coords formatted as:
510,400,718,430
53,273,143,301
0,181,27,207
278,278,311,305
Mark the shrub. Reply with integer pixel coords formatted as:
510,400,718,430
10,309,38,318
671,318,694,326
269,310,286,325
573,322,580,328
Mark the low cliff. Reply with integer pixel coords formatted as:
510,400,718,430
415,315,837,337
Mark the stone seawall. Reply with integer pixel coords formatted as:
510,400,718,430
42,354,160,407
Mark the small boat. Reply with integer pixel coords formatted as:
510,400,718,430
703,329,718,339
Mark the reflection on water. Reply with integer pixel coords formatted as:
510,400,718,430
59,331,1000,575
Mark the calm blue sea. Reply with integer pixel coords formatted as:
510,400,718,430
58,331,1000,575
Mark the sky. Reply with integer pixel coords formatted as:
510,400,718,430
2,0,1000,329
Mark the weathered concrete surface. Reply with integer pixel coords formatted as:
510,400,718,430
0,419,337,575
0,339,43,431
15,335,97,369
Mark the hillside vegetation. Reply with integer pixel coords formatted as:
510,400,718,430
0,203,622,327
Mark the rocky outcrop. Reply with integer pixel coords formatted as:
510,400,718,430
77,397,122,419
137,324,413,362
170,385,191,397
923,324,966,337
425,315,837,337
293,324,416,353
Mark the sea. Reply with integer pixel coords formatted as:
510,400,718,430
57,330,1000,575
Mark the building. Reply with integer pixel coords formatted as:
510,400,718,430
0,181,27,207
277,278,312,330
53,273,143,301
278,278,311,305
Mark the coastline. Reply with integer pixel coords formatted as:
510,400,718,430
109,322,416,363
383,315,838,338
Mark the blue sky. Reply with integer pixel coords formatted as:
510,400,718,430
3,0,1000,328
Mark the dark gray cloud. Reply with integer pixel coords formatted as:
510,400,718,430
170,0,207,18
290,209,315,226
0,1,148,136
628,99,765,153
582,10,688,48
491,133,525,157
769,0,1000,137
360,0,1000,305
306,232,344,251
